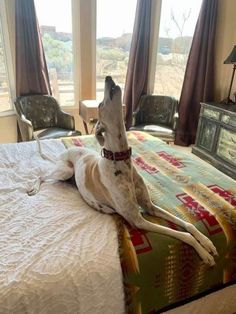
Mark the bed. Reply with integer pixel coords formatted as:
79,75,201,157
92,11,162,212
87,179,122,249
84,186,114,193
0,131,236,313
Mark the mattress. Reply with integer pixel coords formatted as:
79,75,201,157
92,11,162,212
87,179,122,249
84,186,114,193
0,139,124,314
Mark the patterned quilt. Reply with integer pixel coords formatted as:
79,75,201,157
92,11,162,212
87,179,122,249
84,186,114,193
63,131,236,314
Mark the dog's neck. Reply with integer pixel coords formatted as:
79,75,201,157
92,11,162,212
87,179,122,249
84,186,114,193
103,120,129,153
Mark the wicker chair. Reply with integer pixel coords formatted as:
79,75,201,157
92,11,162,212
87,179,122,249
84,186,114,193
130,95,179,143
14,95,81,141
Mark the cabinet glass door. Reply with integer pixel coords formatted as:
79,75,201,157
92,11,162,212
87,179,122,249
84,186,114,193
198,118,217,152
216,127,236,166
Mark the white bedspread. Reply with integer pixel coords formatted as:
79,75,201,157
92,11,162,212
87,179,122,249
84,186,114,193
0,140,124,314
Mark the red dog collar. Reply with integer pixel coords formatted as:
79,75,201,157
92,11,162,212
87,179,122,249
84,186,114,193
101,147,132,161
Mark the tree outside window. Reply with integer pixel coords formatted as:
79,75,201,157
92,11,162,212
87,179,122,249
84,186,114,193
35,0,74,106
96,0,137,101
154,0,202,99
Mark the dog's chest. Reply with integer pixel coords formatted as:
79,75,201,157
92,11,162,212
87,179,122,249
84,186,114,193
74,156,113,206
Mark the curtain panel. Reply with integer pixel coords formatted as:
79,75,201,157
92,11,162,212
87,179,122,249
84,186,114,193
15,0,51,96
175,0,219,146
123,0,152,130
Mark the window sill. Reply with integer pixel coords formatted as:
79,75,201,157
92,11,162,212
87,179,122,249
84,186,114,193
0,110,15,117
61,105,79,111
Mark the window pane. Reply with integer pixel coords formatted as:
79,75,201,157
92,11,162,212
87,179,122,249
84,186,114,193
96,0,137,101
35,0,74,106
0,20,11,112
154,0,202,99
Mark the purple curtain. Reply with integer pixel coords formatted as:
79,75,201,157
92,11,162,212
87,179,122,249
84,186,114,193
15,0,51,96
175,0,218,146
123,0,152,130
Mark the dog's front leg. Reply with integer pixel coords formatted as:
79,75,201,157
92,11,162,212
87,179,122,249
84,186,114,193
132,168,218,258
114,197,216,266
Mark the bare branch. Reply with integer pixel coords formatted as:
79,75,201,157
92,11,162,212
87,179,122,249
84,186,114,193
170,9,182,35
170,8,192,37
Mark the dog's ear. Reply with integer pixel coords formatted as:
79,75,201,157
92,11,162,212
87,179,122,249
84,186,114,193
95,121,105,146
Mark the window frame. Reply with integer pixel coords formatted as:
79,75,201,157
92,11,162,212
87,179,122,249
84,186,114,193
0,0,15,115
34,0,96,109
1,0,186,115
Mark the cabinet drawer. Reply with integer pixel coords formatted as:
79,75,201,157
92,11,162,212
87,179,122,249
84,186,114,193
202,107,220,120
216,128,236,166
221,114,236,127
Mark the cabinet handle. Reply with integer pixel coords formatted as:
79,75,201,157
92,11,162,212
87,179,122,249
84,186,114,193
231,137,236,144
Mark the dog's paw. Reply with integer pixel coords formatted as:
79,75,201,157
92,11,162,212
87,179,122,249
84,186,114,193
201,251,216,267
188,225,218,257
27,177,41,196
194,240,216,267
187,233,216,267
27,188,39,196
196,232,218,257
202,237,218,257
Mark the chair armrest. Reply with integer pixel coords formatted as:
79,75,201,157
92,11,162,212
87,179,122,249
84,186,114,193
57,110,75,130
17,114,34,141
132,111,139,127
172,112,179,131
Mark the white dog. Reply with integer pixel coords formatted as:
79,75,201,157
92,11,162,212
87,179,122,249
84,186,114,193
34,76,218,266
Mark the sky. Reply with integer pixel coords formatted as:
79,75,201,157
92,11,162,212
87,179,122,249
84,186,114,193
159,0,202,38
35,0,202,39
35,0,73,33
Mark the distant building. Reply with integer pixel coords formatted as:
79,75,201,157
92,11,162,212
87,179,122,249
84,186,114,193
56,32,72,42
158,38,173,54
158,37,193,54
40,26,72,42
40,25,56,35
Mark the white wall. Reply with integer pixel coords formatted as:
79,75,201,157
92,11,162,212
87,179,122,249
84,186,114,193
0,114,17,143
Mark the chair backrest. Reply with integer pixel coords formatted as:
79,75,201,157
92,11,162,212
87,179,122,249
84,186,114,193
135,95,178,128
14,95,61,130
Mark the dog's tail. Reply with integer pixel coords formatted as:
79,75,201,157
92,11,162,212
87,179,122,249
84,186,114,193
35,134,54,163
27,135,53,196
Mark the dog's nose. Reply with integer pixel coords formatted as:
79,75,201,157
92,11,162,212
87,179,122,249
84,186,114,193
105,76,112,82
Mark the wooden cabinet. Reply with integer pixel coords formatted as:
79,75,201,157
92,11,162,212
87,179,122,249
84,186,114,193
192,102,236,180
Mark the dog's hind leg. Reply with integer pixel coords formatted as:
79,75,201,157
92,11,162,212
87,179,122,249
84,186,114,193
27,160,74,196
132,169,218,257
46,160,74,181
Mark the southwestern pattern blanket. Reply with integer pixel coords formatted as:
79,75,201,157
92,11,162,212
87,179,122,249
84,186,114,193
63,131,236,314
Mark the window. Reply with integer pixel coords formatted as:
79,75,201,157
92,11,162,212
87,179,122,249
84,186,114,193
0,13,11,112
96,0,137,101
154,0,202,99
35,0,74,106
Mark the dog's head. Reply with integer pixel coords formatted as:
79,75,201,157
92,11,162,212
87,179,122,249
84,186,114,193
95,76,123,146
